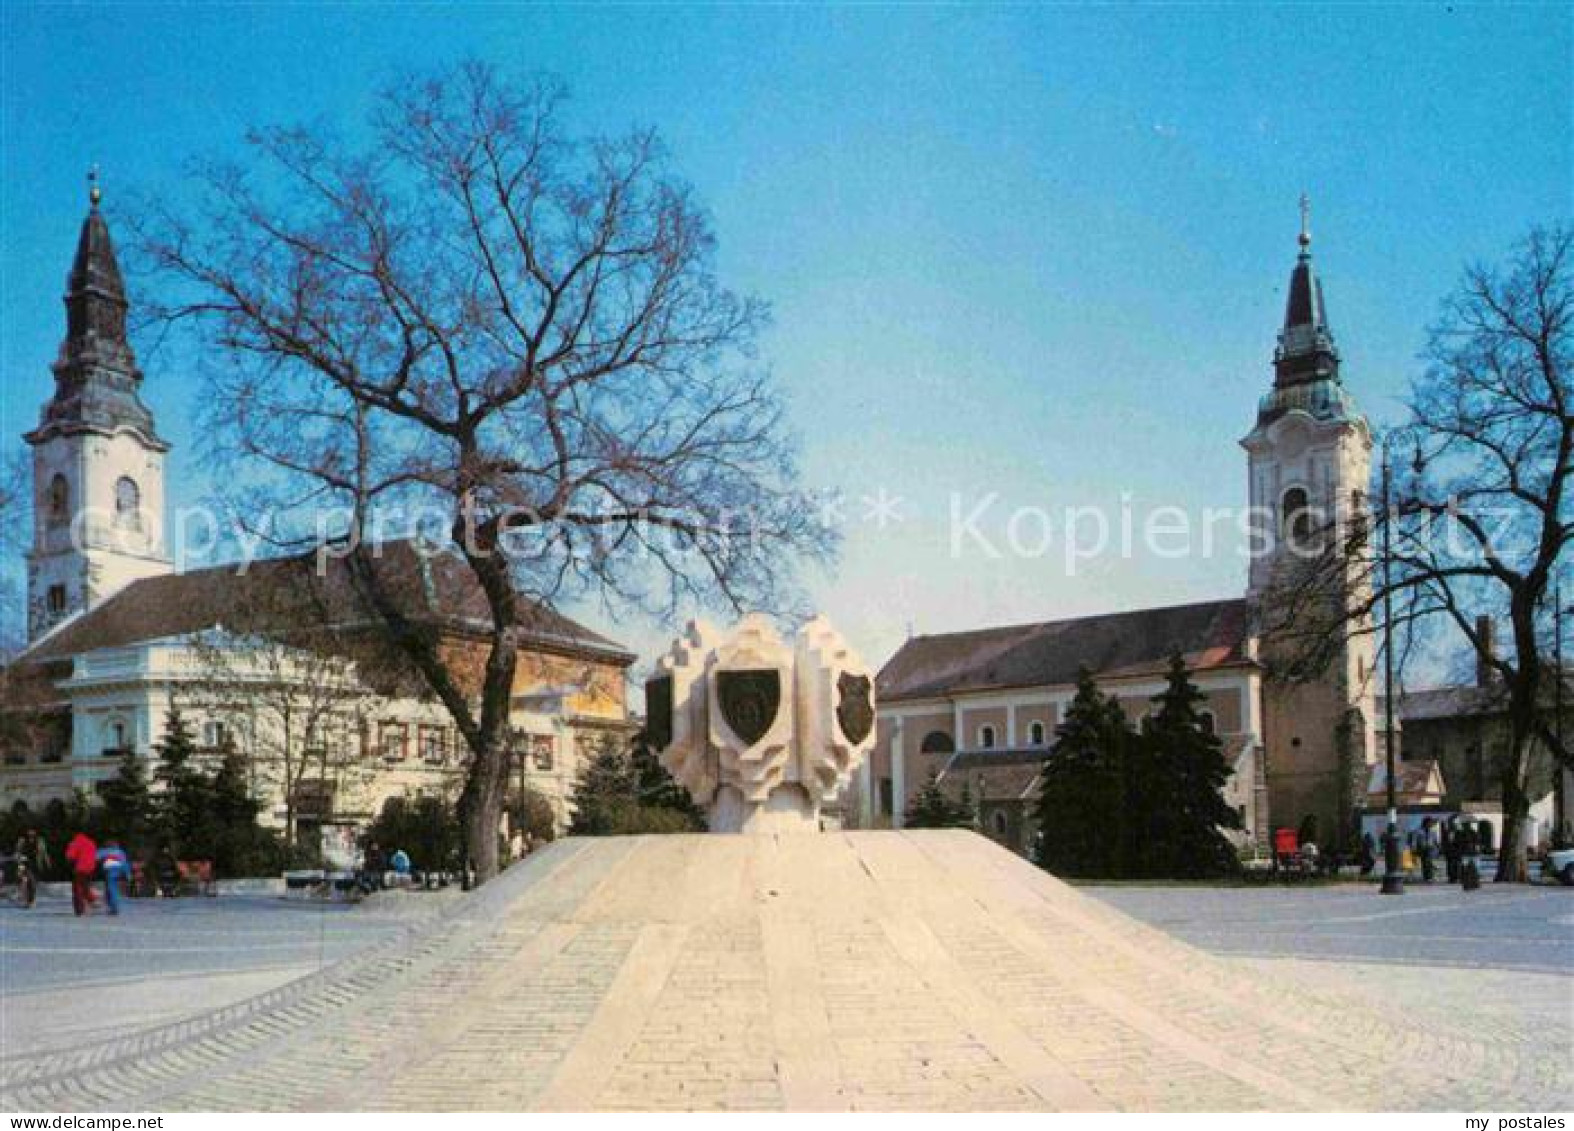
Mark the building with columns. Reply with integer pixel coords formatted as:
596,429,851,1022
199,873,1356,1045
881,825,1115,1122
844,220,1378,857
0,185,635,845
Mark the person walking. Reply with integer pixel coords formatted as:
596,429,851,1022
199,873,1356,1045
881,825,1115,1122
64,830,99,916
97,840,130,916
152,844,179,898
1411,817,1438,883
1443,818,1461,884
1457,820,1481,890
12,829,49,907
360,840,386,895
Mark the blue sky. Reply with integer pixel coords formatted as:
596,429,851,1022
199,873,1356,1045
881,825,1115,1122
2,3,1569,673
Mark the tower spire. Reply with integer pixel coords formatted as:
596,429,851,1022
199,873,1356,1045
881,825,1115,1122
25,174,163,449
1273,197,1339,388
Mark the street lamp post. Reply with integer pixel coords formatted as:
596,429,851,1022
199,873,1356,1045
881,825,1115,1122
1555,580,1568,846
1379,445,1404,895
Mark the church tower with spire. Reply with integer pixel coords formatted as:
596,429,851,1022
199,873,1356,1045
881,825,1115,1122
24,174,171,640
1240,200,1377,845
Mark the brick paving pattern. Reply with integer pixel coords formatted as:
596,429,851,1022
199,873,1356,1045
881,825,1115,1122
1,831,1567,1112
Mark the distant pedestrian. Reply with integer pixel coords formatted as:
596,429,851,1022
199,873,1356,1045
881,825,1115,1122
1411,817,1438,883
64,830,99,916
1358,832,1377,877
97,840,130,915
390,847,411,877
1457,821,1481,890
152,844,179,898
360,840,386,894
1442,818,1461,883
14,828,49,879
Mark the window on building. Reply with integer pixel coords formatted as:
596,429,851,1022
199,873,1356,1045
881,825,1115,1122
978,725,996,749
47,585,67,615
1028,720,1046,746
47,475,69,524
1281,486,1314,550
103,719,129,756
531,734,555,772
919,730,955,755
202,720,229,750
420,726,447,765
991,810,1008,837
1198,711,1217,736
114,477,141,529
293,778,335,821
878,777,893,817
380,722,407,762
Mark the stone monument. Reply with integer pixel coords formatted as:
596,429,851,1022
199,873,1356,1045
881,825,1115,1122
645,613,876,833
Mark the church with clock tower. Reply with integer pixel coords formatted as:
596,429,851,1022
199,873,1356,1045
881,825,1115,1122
858,208,1380,854
24,174,172,642
1,179,636,846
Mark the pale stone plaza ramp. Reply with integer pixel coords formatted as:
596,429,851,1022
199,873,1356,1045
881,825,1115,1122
2,831,1565,1112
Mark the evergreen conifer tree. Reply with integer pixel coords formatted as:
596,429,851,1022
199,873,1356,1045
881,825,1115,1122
1144,655,1241,878
98,749,154,855
904,769,972,828
1034,667,1132,877
152,708,214,855
206,736,278,875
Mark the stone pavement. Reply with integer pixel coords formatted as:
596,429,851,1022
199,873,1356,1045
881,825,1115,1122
0,831,1568,1112
1088,883,1574,973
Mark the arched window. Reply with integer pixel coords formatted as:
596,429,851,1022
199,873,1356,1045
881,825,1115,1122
991,810,1008,836
104,719,129,755
47,474,69,523
114,477,141,529
1198,711,1217,736
978,725,997,749
919,730,954,755
1280,486,1313,549
1028,720,1046,746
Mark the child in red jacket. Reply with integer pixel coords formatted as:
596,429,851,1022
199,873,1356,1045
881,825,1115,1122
64,831,98,916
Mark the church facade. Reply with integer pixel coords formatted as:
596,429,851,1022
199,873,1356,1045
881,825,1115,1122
0,186,635,844
846,221,1379,856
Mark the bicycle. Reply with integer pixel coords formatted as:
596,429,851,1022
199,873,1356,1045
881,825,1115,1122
0,854,38,908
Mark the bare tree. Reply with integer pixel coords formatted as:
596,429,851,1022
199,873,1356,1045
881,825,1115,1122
134,61,831,881
0,448,29,656
179,576,381,859
1270,225,1571,881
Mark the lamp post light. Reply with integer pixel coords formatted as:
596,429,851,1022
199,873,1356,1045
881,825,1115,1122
1379,444,1404,895
1377,434,1424,896
1555,580,1570,846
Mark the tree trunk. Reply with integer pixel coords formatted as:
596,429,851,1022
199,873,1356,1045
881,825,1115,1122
461,730,512,882
1495,730,1533,883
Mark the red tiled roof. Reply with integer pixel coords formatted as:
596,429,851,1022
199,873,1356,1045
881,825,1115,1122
877,598,1252,702
22,540,632,666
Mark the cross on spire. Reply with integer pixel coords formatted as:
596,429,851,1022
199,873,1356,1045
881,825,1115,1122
88,165,101,208
1298,192,1311,250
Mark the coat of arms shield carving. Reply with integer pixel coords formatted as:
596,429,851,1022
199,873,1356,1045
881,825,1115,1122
836,672,875,744
716,669,781,746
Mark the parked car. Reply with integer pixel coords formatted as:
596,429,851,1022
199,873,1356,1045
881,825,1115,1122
1547,847,1574,887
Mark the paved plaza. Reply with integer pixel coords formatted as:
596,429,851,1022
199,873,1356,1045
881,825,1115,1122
1087,882,1574,973
1,888,449,1056
0,832,1569,1112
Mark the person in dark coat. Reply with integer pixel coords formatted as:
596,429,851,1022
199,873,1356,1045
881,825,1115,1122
360,840,387,894
1358,832,1377,877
